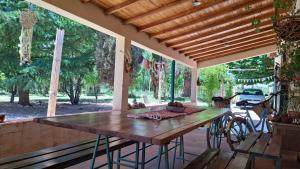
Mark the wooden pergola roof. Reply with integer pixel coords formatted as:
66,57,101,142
82,0,277,63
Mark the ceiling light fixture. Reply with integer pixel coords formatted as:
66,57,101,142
192,0,201,7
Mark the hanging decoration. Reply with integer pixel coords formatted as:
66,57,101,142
236,75,274,84
19,9,37,66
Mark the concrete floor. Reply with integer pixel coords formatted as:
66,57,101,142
68,128,300,169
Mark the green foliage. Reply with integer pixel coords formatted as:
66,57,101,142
228,55,274,84
199,65,228,103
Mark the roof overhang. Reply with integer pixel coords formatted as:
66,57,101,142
27,0,197,68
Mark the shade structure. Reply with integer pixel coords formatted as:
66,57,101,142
81,0,277,63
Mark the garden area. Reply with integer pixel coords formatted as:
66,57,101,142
0,0,280,122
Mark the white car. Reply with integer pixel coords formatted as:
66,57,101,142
239,89,266,104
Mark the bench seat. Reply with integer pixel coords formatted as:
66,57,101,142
184,149,250,169
0,137,135,169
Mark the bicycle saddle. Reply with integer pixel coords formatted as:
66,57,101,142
236,100,251,106
212,97,225,102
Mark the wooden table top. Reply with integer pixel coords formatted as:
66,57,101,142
34,107,229,145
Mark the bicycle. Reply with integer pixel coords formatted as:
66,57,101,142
207,91,282,150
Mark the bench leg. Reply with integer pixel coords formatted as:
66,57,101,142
134,142,140,169
141,143,146,169
275,158,282,169
156,146,163,169
117,149,121,169
90,134,101,169
105,136,113,169
172,138,178,169
164,144,170,169
250,154,255,169
180,136,185,164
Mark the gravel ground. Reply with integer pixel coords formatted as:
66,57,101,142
0,102,112,121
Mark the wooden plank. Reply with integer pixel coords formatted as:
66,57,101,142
138,0,225,31
207,151,234,169
0,137,124,169
186,32,276,57
189,35,276,58
178,26,274,52
168,18,273,48
105,0,140,15
184,149,219,169
151,0,262,38
250,133,271,155
34,108,229,145
191,38,277,59
0,139,97,165
226,153,250,169
235,132,262,153
152,109,229,145
160,7,274,43
22,140,135,169
196,41,276,62
264,135,282,158
125,0,189,24
47,29,64,117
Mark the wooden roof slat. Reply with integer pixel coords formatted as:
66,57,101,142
189,34,276,58
138,0,225,31
151,0,271,38
196,41,276,62
185,30,275,56
124,0,189,24
180,26,274,53
168,17,273,48
161,6,274,43
105,0,141,15
194,38,276,60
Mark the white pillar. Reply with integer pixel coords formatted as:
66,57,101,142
191,68,198,104
297,0,300,11
112,36,131,113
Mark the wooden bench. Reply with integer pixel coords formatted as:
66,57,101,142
235,133,282,169
184,149,250,169
0,137,135,169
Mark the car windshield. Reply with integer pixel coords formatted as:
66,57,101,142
242,89,263,95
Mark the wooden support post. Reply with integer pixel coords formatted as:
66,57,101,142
191,68,198,104
47,29,64,117
112,37,131,113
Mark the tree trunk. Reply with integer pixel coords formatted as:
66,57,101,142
150,70,159,99
10,86,17,103
182,69,191,97
18,89,31,106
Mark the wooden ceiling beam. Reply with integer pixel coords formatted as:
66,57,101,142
80,0,92,3
168,17,273,48
185,29,275,56
189,34,276,58
124,0,189,24
161,7,274,43
193,38,276,60
105,0,140,15
151,0,272,38
181,26,274,53
138,0,225,31
196,42,276,63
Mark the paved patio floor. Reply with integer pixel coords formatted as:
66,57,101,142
68,128,300,169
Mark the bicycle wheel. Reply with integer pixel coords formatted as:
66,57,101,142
226,117,253,151
207,115,233,148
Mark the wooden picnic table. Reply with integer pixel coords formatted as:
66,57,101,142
34,107,230,169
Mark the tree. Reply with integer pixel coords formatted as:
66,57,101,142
199,65,228,103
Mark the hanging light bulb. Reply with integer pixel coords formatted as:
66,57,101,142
192,0,201,7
